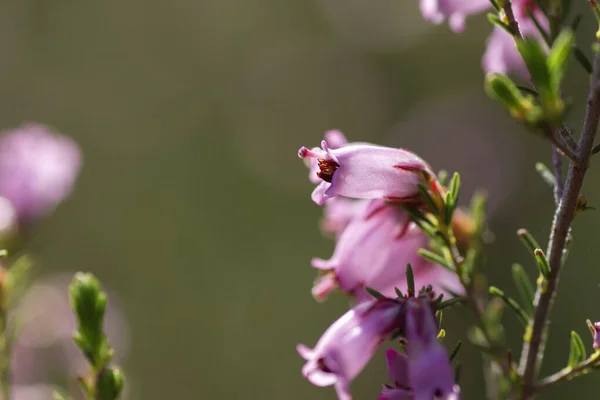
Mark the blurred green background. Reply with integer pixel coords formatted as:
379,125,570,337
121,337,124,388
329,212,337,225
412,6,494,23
2,0,599,398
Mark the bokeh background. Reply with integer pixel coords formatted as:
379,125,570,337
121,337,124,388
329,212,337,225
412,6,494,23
1,0,598,399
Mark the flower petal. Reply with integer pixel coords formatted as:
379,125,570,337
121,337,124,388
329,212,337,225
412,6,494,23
385,349,409,386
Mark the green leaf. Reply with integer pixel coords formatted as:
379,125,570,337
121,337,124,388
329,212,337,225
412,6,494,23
526,8,551,47
512,263,534,314
437,170,448,186
489,286,529,326
418,184,439,214
454,363,462,384
449,340,463,362
534,248,552,278
489,0,500,12
365,286,384,299
573,46,593,75
517,38,551,95
535,162,557,190
437,296,464,310
568,331,586,368
516,229,542,256
406,263,415,295
417,249,455,272
487,13,513,35
4,255,32,308
436,309,443,327
444,172,461,225
548,30,575,91
394,287,404,298
485,73,536,122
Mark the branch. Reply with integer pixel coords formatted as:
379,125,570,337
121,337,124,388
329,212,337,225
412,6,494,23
534,353,600,393
500,0,523,39
547,130,578,163
518,44,600,397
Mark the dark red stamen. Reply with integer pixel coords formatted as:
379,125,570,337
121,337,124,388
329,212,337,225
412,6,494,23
317,358,333,373
317,158,339,183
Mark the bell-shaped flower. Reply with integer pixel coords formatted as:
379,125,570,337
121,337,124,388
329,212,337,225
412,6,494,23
379,349,411,400
419,0,491,32
592,321,600,350
297,298,404,400
0,123,81,225
482,2,549,80
298,139,431,205
405,300,459,400
311,199,463,303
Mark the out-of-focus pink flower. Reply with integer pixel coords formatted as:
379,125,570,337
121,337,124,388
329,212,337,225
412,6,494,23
11,274,129,385
6,384,61,400
0,123,81,224
592,322,600,350
298,138,431,205
419,0,491,32
379,349,411,400
405,301,459,400
297,298,403,400
482,3,549,80
311,199,463,303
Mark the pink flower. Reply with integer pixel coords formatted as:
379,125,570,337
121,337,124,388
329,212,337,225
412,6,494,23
0,123,81,224
592,322,600,350
306,130,350,184
379,349,411,400
405,301,459,400
298,138,431,205
297,299,404,400
482,2,549,80
419,0,491,32
311,199,464,303
320,197,368,237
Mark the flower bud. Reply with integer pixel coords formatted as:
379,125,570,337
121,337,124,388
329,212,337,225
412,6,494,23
97,367,124,400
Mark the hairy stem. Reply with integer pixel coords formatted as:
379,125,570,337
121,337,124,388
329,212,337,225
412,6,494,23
552,147,563,203
518,46,600,397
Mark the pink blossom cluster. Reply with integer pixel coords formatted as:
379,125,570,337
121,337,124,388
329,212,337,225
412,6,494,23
419,0,548,79
296,131,462,399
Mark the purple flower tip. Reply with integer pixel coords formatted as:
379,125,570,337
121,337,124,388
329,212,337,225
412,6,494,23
297,299,403,400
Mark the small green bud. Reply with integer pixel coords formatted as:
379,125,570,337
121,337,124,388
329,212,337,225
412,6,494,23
70,273,104,328
97,367,124,400
70,273,109,366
